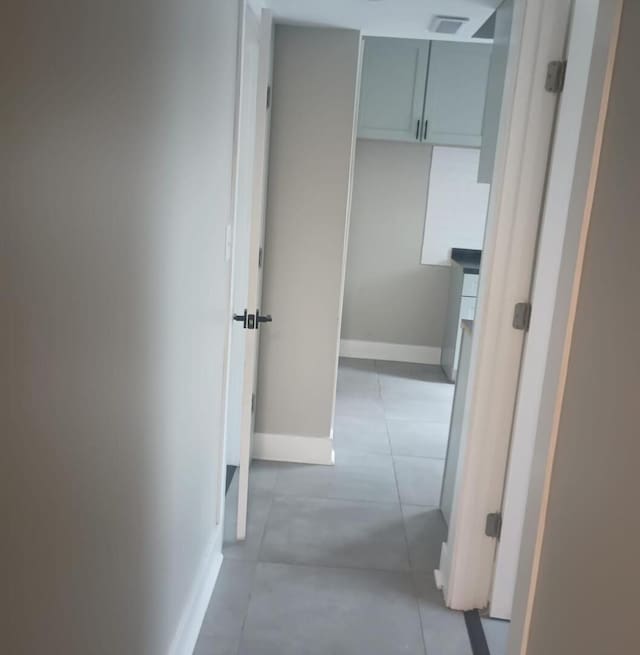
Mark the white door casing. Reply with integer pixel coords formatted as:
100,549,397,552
506,1,624,646
436,0,572,610
490,0,623,621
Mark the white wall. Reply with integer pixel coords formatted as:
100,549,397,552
341,139,450,351
2,1,239,652
421,146,490,266
522,3,640,652
255,25,361,447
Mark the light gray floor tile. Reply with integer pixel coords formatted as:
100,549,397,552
238,562,426,655
193,633,240,655
332,415,391,455
380,378,455,402
339,357,376,372
336,358,380,393
199,358,469,654
382,391,454,423
375,360,449,383
401,505,447,571
197,559,256,654
394,456,445,506
413,572,473,655
245,460,281,493
274,452,399,504
387,419,450,458
334,390,385,419
224,482,274,561
482,618,510,655
259,495,410,571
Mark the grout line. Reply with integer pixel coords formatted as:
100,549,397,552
269,491,403,508
391,454,447,463
254,556,414,577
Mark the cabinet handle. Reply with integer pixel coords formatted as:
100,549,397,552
416,119,421,140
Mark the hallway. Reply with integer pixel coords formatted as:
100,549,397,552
196,358,473,655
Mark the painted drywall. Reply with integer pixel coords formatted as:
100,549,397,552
2,1,239,653
524,3,639,652
341,139,450,348
255,25,360,441
267,0,501,42
421,146,490,266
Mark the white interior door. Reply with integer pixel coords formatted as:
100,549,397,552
233,7,273,541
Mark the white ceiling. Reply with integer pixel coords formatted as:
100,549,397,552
264,0,501,42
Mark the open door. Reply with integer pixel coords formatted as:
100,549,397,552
228,5,274,541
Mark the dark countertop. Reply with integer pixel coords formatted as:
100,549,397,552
451,248,481,274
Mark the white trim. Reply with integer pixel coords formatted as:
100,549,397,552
438,0,573,611
253,433,335,465
168,546,223,655
490,0,622,621
329,35,364,455
340,339,441,365
509,2,623,651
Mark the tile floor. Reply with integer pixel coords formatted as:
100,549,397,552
482,617,510,655
195,358,478,655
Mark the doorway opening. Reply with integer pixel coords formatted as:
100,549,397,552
212,0,615,653
336,10,513,649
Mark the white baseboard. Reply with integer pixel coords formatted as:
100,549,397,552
435,541,450,599
169,540,223,655
340,339,441,365
254,432,335,466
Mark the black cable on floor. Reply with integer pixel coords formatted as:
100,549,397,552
464,610,491,655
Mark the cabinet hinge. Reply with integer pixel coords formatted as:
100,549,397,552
545,60,567,93
251,393,256,414
513,302,532,331
266,85,271,109
485,512,503,539
258,247,263,268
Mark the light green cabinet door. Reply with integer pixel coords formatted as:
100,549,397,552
423,41,492,147
358,37,430,142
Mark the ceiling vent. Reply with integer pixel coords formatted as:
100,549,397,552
430,15,469,35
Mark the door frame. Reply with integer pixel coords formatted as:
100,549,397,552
436,0,573,609
439,0,624,629
507,1,623,649
491,0,624,621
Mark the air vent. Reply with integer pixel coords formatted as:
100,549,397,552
430,15,469,35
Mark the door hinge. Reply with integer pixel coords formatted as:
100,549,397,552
545,60,567,93
485,512,503,539
266,85,271,109
513,302,532,331
258,247,263,268
251,393,256,414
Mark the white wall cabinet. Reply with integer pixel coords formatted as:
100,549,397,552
358,37,492,147
358,38,430,142
424,42,492,147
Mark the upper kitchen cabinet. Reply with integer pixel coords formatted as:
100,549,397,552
423,42,492,147
358,37,492,148
358,38,430,142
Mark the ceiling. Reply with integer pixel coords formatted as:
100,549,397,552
264,0,502,42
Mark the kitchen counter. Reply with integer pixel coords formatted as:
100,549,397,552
451,247,482,274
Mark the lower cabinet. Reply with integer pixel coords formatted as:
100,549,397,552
441,262,478,382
